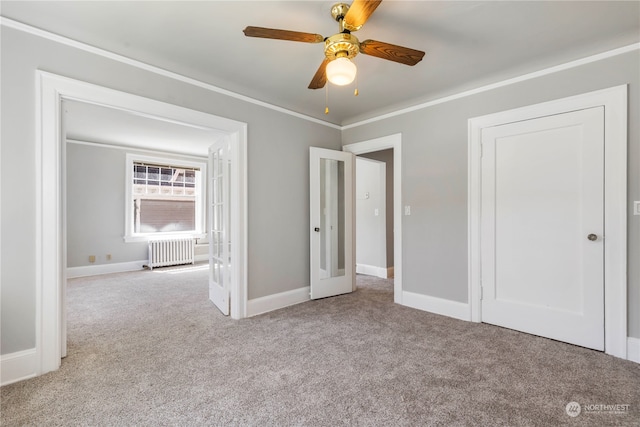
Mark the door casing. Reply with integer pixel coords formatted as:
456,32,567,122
344,134,402,304
36,71,248,378
468,85,628,358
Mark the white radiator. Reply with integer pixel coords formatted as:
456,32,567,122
147,237,195,270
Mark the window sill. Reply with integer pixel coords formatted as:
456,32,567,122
123,232,206,243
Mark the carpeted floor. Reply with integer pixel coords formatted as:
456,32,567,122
1,264,639,426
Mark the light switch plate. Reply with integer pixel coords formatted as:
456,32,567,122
634,201,640,216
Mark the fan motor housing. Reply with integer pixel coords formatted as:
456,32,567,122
330,3,350,21
324,33,359,60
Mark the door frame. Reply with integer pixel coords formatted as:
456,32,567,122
343,133,402,304
468,85,628,358
36,71,248,376
355,156,387,278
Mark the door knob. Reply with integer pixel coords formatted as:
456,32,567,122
587,234,598,241
314,227,320,232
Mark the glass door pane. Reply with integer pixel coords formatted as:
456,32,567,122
310,147,354,300
319,158,345,279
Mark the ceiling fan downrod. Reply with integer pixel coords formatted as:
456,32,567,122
326,3,359,62
331,3,351,33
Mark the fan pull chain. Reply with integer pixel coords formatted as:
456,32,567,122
325,84,330,114
354,73,359,96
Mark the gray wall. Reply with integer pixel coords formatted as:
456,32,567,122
356,157,386,269
1,26,341,354
342,50,640,338
359,149,394,267
2,24,638,358
66,142,207,267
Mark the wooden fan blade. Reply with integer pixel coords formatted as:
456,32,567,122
359,39,425,66
308,59,330,89
243,26,324,43
343,0,382,31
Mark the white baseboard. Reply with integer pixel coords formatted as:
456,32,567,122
628,337,640,363
194,254,208,262
356,263,388,279
194,243,209,262
1,348,38,386
246,286,310,317
67,260,147,278
402,291,471,321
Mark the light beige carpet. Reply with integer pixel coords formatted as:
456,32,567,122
1,264,639,426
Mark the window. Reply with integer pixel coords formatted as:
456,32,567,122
125,154,206,241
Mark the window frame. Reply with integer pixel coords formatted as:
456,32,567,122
124,153,207,242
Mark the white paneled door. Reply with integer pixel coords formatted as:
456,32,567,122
481,107,605,350
310,147,355,299
209,140,230,315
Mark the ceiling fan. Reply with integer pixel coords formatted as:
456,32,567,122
243,0,425,90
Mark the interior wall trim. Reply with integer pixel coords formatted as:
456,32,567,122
36,70,249,379
246,286,311,318
402,291,470,322
343,43,640,129
3,17,636,132
67,139,208,160
0,17,341,131
194,253,209,263
628,337,640,364
356,264,388,279
343,133,403,305
67,260,147,279
0,349,38,387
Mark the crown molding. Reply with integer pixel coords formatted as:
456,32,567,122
3,17,638,133
343,43,640,130
0,17,341,130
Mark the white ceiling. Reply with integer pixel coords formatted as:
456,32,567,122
3,1,639,126
63,100,221,157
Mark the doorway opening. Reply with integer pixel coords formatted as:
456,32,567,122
355,151,394,280
344,134,402,304
63,98,218,356
36,71,248,376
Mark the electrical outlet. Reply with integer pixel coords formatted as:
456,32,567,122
404,205,411,216
634,201,640,216
89,255,96,263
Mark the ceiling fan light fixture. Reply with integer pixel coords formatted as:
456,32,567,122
326,57,357,86
243,0,425,92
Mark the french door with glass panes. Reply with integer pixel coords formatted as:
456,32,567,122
209,140,230,315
